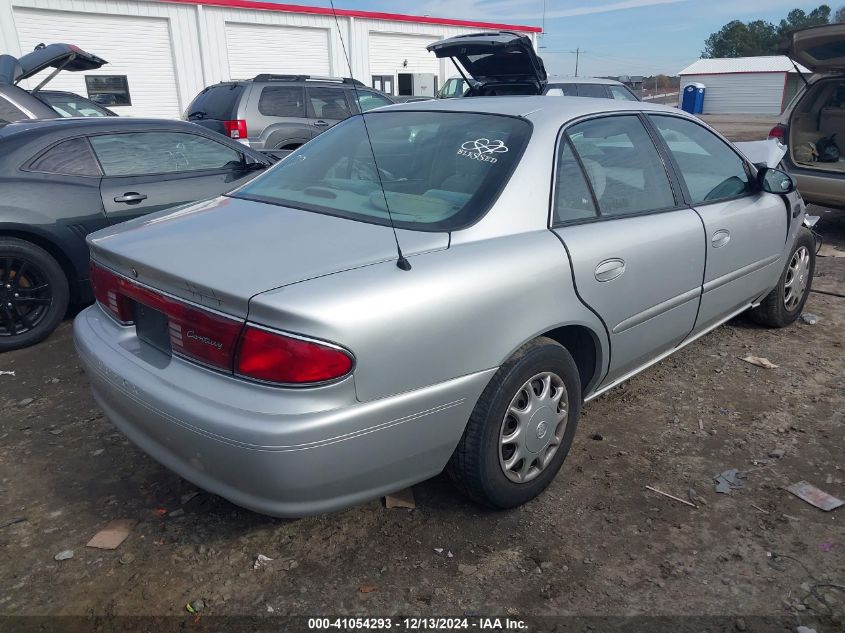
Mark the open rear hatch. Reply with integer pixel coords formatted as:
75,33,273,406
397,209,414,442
0,43,107,88
427,31,547,96
784,23,845,73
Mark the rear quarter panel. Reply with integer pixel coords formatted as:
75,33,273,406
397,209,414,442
247,230,609,402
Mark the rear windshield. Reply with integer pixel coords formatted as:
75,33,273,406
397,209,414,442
37,92,113,117
185,84,245,120
231,111,531,231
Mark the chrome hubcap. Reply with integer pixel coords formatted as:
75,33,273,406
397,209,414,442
784,245,810,311
499,372,568,484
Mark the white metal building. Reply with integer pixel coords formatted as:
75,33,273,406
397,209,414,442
0,0,539,118
678,56,810,115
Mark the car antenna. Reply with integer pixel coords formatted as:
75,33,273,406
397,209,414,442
329,1,411,271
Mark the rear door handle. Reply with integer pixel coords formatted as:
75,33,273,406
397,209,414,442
595,258,625,282
114,192,148,204
314,120,330,127
711,229,730,248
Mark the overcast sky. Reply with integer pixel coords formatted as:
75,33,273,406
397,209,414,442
301,0,833,76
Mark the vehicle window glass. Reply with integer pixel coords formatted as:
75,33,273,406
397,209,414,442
38,93,112,117
233,111,531,232
650,115,751,204
567,115,675,216
307,87,352,120
554,140,597,223
89,132,242,176
29,137,102,176
546,83,578,96
577,84,609,98
257,86,305,117
608,85,639,101
356,91,393,112
185,84,245,120
0,95,27,123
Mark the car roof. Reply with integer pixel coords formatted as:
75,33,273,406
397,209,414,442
545,76,626,86
380,95,679,122
0,116,201,137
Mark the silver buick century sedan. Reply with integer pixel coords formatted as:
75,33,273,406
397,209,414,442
74,96,814,517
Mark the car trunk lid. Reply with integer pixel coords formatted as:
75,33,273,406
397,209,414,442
7,43,107,86
427,31,547,95
87,195,445,319
784,23,845,73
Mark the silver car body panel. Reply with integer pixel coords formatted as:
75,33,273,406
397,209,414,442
75,96,807,516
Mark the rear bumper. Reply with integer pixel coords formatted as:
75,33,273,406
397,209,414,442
74,305,494,517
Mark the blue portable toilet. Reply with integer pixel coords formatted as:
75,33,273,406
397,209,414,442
681,82,705,114
692,83,705,114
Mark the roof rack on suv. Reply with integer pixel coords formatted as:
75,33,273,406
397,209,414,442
252,74,365,86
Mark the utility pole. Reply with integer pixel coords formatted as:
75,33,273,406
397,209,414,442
574,47,581,77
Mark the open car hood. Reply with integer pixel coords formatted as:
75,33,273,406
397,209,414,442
0,43,107,85
427,31,547,95
784,23,845,73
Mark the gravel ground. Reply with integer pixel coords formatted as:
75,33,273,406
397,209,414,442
0,147,843,631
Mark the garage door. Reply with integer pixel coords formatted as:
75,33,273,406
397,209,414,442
14,8,181,118
225,23,331,79
368,32,440,79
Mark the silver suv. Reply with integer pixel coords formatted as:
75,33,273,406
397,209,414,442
185,75,396,151
772,24,845,208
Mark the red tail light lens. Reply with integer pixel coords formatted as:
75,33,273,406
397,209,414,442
768,124,786,142
236,325,354,385
90,261,134,323
223,119,248,140
90,262,243,370
90,261,354,385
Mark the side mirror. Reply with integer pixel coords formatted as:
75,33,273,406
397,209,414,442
758,167,795,194
242,154,266,171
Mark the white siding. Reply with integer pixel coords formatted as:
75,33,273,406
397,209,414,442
367,31,440,89
14,6,181,117
224,22,331,79
681,73,786,115
0,0,538,118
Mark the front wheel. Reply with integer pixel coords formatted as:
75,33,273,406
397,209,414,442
0,238,69,352
749,228,815,328
447,337,582,509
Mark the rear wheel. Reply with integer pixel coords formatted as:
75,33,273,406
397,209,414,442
0,238,69,352
447,337,582,509
749,228,815,328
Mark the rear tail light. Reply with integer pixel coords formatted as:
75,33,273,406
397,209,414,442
223,119,248,140
236,325,354,385
768,124,787,142
90,261,353,385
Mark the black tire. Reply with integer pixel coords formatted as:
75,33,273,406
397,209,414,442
748,228,815,328
0,238,69,352
447,337,582,509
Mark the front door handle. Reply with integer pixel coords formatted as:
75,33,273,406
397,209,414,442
711,229,731,248
114,192,148,204
314,120,330,127
595,258,626,282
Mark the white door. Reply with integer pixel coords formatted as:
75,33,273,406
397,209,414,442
14,8,181,118
225,23,331,79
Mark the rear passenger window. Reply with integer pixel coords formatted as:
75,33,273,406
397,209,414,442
307,87,352,120
609,85,638,101
577,84,609,99
0,95,27,123
567,115,675,216
553,141,597,223
258,86,305,117
29,138,102,176
650,115,751,204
